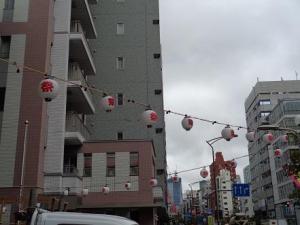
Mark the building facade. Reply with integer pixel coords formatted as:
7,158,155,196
167,177,183,215
216,169,233,218
267,99,300,222
0,1,166,224
240,165,254,217
209,152,237,211
244,80,300,219
88,0,167,206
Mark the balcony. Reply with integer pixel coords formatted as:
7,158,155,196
71,0,97,39
67,63,95,114
65,113,91,145
69,21,96,76
63,165,83,195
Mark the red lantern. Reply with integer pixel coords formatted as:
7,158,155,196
149,178,158,187
181,116,193,131
221,126,236,141
39,78,59,102
263,133,273,144
142,110,158,128
274,149,282,158
246,131,255,142
280,135,288,143
200,168,209,178
172,175,179,183
231,160,237,168
102,186,110,194
125,182,131,190
101,96,115,112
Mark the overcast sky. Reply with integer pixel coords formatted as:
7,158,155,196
159,0,300,191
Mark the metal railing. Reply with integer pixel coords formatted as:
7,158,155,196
68,63,94,100
63,165,79,176
65,113,91,140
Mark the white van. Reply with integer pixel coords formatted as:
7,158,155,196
30,208,139,225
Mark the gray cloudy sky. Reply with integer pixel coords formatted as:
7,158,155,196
159,0,300,190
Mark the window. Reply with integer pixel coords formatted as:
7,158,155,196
224,202,228,205
117,132,123,140
117,93,123,105
83,153,92,177
0,88,6,111
157,169,164,175
156,128,163,134
153,53,161,59
117,23,125,35
153,19,159,25
4,0,14,9
116,57,125,70
154,89,162,95
106,153,115,177
0,36,11,58
259,99,271,105
260,111,271,117
130,152,139,176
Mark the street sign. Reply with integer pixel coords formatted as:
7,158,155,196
232,183,250,197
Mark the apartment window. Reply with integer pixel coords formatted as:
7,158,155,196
4,0,14,9
154,89,162,95
259,99,271,105
153,19,159,25
0,36,11,59
117,132,123,140
156,128,163,134
83,153,92,177
224,208,228,210
116,57,125,70
224,202,228,205
0,88,6,111
117,23,125,35
153,53,161,59
106,153,115,177
117,93,123,105
130,152,139,176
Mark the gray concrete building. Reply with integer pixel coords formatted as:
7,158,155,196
241,165,254,217
88,0,166,202
267,99,299,223
244,80,300,219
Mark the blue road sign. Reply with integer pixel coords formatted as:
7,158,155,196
232,183,250,197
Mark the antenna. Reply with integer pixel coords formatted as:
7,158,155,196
296,71,298,80
257,77,259,82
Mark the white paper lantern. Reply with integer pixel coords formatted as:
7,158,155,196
181,116,193,131
231,160,237,168
200,168,209,178
125,182,131,190
101,96,115,112
149,178,158,187
142,110,158,128
274,149,282,158
172,175,179,183
280,135,288,143
221,126,236,141
39,78,59,102
246,131,255,142
63,189,69,196
82,188,89,196
263,133,274,144
102,186,110,194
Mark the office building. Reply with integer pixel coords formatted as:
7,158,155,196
167,177,183,215
244,80,300,218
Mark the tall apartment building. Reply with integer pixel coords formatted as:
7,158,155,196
216,169,234,218
244,80,300,219
0,0,166,224
209,152,237,211
167,177,183,215
88,0,166,191
267,99,300,222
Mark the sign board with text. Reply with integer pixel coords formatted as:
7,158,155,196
232,183,250,197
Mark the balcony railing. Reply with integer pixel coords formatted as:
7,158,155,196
68,63,93,98
65,113,91,141
63,165,79,176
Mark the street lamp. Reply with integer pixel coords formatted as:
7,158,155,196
206,126,238,225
